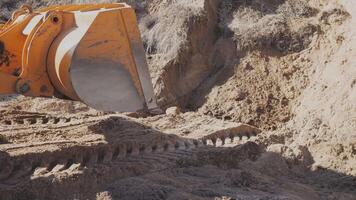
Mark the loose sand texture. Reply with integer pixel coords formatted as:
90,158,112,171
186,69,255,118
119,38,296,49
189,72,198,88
0,0,355,199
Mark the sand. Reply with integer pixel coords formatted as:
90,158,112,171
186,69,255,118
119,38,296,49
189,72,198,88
0,0,355,199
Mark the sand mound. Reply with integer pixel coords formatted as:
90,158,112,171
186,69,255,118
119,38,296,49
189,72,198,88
0,0,355,199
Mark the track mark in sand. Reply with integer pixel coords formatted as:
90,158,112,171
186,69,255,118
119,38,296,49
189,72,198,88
202,124,261,147
0,110,99,128
0,135,253,185
0,136,201,184
0,116,261,189
1,116,74,126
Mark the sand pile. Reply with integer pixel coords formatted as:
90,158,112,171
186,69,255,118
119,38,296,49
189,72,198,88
0,0,355,199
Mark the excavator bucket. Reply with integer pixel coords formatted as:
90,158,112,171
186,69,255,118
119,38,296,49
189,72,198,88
0,4,157,112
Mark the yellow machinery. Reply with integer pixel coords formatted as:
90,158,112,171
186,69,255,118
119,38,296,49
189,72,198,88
0,3,157,112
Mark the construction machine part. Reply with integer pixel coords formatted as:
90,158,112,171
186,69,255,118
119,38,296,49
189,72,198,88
0,4,157,112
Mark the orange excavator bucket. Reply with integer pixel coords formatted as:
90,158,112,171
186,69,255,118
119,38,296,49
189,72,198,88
0,3,157,112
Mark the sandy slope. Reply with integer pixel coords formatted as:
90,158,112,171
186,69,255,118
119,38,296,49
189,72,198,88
0,0,355,199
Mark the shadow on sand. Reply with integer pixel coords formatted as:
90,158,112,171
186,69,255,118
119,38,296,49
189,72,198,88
0,116,355,200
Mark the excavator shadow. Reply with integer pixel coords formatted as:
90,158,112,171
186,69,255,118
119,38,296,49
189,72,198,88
0,116,355,200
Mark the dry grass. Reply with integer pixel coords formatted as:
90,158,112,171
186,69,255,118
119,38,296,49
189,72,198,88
220,0,318,53
139,0,205,64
